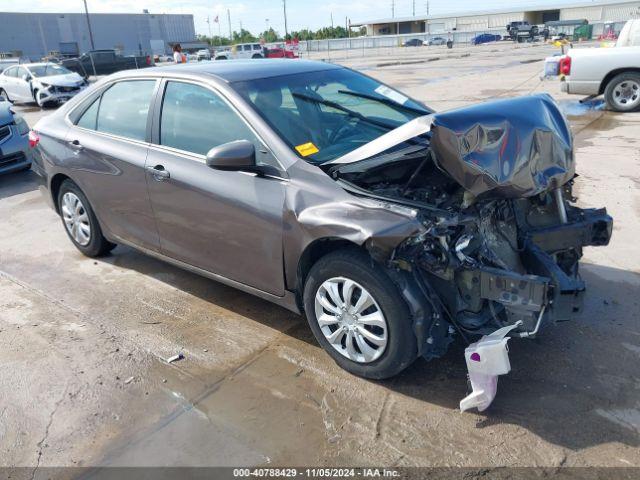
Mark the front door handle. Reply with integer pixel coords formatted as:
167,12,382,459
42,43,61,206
146,165,170,181
68,139,84,153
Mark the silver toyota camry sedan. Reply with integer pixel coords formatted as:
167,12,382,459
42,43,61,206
29,60,611,386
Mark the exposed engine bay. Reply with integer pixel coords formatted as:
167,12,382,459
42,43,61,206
328,95,613,365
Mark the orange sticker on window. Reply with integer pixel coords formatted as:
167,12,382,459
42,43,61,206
295,142,319,157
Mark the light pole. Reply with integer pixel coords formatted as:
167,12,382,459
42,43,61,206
83,0,95,50
283,0,289,38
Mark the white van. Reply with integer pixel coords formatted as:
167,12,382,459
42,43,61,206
214,43,264,60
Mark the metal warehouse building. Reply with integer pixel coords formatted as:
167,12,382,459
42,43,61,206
353,0,640,35
0,11,196,59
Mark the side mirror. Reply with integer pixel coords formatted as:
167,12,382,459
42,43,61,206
206,140,256,171
22,74,31,82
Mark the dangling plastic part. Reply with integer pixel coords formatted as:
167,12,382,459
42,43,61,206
459,322,521,413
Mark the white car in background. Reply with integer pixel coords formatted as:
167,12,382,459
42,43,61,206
196,49,211,61
0,63,87,108
214,43,265,60
556,19,640,112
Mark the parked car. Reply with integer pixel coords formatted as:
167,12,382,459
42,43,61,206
264,46,298,59
555,19,640,112
0,63,88,107
30,61,612,406
402,38,424,47
427,37,447,46
61,49,153,77
506,21,539,41
0,96,31,174
196,49,212,61
215,43,264,60
472,33,502,45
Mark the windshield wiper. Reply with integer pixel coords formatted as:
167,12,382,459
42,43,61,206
292,92,396,132
338,89,432,116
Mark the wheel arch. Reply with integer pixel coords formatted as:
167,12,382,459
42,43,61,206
50,173,72,214
599,68,640,94
294,237,364,311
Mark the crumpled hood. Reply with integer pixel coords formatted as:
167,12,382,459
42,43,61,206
330,94,574,198
430,94,574,197
35,73,84,87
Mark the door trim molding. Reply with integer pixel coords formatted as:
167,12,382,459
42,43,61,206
111,234,301,315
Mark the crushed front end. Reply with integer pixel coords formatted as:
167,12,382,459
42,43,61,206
329,94,612,408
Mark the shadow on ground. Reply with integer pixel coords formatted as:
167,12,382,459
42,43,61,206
102,241,640,453
0,168,37,200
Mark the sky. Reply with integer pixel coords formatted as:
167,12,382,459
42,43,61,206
2,0,592,36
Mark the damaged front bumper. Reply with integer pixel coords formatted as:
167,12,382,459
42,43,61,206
385,185,612,412
459,204,612,337
36,84,86,105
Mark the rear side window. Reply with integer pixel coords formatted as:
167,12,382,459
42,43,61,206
3,67,17,77
76,80,156,141
77,97,100,130
159,81,259,156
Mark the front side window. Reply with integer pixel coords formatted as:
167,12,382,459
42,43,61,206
88,80,156,141
242,45,252,52
159,81,261,157
232,68,431,163
17,67,29,79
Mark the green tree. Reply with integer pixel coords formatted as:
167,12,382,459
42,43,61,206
260,27,280,43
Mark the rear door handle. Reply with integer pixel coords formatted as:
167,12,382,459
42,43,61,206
68,139,84,152
146,164,170,181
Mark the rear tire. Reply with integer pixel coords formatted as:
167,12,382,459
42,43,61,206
303,249,418,379
57,180,116,257
0,88,11,103
604,72,640,112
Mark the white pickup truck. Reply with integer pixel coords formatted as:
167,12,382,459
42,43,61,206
557,19,640,112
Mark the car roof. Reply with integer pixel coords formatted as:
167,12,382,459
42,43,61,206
128,59,343,83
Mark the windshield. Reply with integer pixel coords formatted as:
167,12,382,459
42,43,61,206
232,68,432,163
29,64,73,77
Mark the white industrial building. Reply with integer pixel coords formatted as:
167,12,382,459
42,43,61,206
0,11,198,59
353,0,640,35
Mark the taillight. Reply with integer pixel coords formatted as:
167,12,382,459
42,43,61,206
559,55,571,76
28,130,40,148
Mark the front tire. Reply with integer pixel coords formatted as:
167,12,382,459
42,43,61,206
58,180,115,257
303,249,418,379
604,72,640,112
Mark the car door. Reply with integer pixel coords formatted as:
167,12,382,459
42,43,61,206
14,67,34,101
66,79,161,251
145,79,286,296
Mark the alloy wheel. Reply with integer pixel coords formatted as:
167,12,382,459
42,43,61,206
612,79,640,110
61,192,91,246
314,277,388,363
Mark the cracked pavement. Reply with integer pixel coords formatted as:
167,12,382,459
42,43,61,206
1,42,639,470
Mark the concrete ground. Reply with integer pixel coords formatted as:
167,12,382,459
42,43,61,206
1,42,639,474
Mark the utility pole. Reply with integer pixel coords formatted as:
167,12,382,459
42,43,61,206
391,0,395,19
283,0,289,38
227,8,232,40
413,0,416,16
83,0,95,50
331,12,334,29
